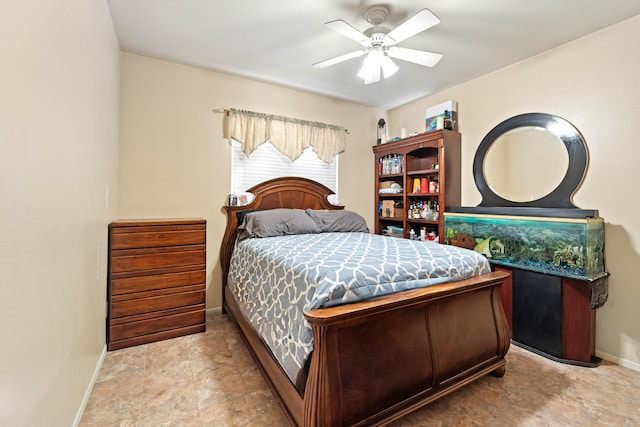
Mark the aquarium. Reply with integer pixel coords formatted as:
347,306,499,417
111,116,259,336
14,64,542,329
444,212,606,281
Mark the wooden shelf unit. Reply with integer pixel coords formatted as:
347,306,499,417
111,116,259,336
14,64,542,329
373,130,461,243
107,218,206,350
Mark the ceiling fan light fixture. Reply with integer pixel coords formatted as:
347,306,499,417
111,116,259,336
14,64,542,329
357,50,380,81
380,54,399,78
357,49,398,83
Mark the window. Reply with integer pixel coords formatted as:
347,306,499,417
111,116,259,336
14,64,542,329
230,140,339,204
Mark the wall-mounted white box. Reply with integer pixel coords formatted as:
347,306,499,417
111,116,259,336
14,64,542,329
426,100,457,132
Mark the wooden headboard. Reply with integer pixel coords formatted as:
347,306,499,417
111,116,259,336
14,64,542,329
219,177,344,309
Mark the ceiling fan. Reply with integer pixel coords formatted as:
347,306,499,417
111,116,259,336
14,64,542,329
313,5,443,84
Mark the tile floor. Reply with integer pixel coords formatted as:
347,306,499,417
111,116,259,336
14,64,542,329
80,310,640,426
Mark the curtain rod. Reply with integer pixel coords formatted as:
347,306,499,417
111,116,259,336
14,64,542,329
213,108,349,134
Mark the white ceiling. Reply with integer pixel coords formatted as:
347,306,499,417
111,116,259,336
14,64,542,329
107,0,640,110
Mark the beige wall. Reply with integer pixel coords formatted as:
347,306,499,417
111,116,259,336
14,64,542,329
388,16,640,369
3,4,636,424
0,1,120,426
117,53,381,309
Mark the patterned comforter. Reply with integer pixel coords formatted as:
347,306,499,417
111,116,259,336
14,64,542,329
227,232,491,384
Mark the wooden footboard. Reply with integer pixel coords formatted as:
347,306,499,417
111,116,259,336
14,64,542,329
303,270,510,427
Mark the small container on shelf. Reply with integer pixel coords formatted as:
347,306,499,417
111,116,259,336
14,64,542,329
383,225,403,238
413,178,421,193
421,178,428,193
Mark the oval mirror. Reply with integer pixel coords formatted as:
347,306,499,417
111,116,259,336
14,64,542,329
483,126,569,202
472,113,588,209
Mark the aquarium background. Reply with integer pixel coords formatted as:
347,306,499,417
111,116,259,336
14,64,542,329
444,213,606,281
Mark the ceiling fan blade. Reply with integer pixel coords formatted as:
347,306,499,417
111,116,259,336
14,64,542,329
313,50,365,68
387,46,443,67
325,20,370,45
384,9,440,45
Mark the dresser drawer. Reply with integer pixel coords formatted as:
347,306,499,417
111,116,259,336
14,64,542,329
109,308,205,341
108,324,206,351
110,229,206,250
110,246,205,275
111,270,205,295
110,288,205,318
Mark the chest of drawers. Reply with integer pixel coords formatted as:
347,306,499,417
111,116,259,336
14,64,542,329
107,218,206,350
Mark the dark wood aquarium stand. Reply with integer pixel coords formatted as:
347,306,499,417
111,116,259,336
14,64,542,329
495,266,603,366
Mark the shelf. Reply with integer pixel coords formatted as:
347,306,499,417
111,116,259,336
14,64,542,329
378,173,403,179
407,192,439,197
407,169,439,176
407,219,439,225
378,192,404,197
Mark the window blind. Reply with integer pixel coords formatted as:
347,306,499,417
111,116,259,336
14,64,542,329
230,140,339,204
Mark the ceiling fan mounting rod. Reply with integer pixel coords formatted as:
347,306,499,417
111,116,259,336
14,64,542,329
365,5,389,26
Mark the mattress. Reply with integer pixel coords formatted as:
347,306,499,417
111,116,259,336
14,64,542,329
227,232,491,385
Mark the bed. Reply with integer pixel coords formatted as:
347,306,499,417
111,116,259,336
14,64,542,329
220,177,510,427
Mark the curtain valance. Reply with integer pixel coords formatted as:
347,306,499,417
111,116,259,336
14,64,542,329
218,108,347,163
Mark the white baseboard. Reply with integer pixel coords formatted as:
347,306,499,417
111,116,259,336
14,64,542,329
596,349,640,372
207,306,223,315
73,345,107,427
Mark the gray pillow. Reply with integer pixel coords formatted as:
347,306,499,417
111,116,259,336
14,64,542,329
305,209,369,233
238,208,321,240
